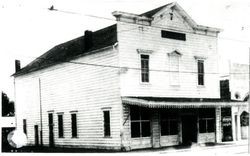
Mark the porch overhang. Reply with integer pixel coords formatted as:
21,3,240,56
122,97,248,109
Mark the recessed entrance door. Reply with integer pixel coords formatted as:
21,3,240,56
48,113,54,147
182,115,197,145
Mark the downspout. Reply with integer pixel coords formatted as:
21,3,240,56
39,78,43,146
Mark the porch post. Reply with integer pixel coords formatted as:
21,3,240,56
215,107,222,143
151,109,160,148
237,112,241,141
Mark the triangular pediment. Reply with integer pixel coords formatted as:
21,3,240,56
147,2,197,31
168,50,182,56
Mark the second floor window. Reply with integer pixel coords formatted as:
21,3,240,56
141,54,149,83
169,53,180,85
197,60,204,85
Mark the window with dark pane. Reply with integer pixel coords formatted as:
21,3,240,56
160,120,169,136
141,108,150,120
198,60,204,85
199,119,207,133
160,110,178,136
169,120,178,135
130,106,140,120
207,119,215,132
130,106,151,138
58,114,64,138
141,121,151,137
131,122,140,138
23,119,27,135
103,111,111,137
161,30,186,41
71,113,77,138
141,54,149,82
48,113,53,125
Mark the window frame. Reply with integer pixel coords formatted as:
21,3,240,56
168,51,181,86
197,59,205,86
58,114,64,138
71,113,78,138
103,110,111,137
130,107,151,138
160,112,178,136
199,118,215,133
23,119,27,135
140,54,150,83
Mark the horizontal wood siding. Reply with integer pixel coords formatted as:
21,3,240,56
198,133,215,143
15,48,122,149
117,20,220,98
160,135,179,146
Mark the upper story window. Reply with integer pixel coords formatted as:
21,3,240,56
197,60,204,86
168,51,181,85
141,54,150,83
161,30,186,41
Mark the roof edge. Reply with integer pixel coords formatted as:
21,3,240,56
12,43,117,77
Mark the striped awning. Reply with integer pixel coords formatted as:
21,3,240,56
122,97,248,109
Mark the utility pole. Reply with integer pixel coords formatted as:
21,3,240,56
248,47,250,154
39,78,43,146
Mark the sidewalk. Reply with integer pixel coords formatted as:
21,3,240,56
3,140,248,153
131,140,248,153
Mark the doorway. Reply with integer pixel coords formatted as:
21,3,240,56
48,113,54,147
182,115,197,145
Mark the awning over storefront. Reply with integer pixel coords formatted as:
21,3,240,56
122,97,248,108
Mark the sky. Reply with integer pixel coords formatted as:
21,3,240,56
0,0,250,101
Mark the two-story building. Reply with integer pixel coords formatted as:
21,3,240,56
13,2,246,151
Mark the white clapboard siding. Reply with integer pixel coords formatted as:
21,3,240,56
15,48,123,149
118,17,220,99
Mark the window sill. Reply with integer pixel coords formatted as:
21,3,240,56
131,136,151,139
140,82,151,86
170,84,180,87
197,85,205,88
161,134,178,137
71,137,78,139
103,136,112,138
58,137,64,139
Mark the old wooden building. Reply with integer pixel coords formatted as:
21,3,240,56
13,2,246,151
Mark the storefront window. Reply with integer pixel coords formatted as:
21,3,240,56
199,108,215,133
199,118,215,133
161,111,178,136
130,106,151,138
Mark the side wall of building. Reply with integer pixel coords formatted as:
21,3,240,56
15,47,122,149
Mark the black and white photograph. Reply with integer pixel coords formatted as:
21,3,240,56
0,0,250,155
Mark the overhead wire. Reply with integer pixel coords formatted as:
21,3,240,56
13,53,250,75
9,5,250,75
49,7,250,44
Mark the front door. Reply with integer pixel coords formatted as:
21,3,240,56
182,115,197,145
48,113,54,147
